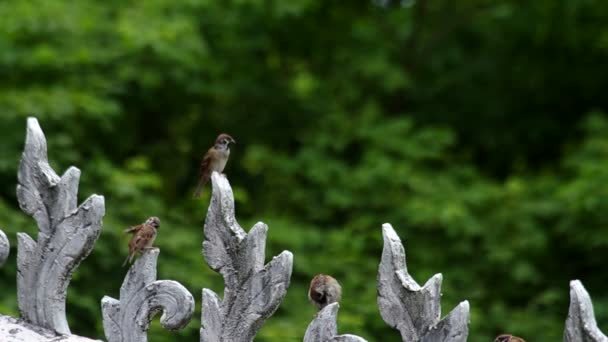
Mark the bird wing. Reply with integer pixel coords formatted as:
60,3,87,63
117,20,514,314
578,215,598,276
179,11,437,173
130,225,156,253
200,147,217,180
193,147,217,198
124,224,143,234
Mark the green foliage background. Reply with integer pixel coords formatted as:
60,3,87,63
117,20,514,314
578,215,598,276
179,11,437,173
0,1,607,341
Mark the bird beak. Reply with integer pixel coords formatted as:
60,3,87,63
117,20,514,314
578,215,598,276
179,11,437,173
231,138,236,144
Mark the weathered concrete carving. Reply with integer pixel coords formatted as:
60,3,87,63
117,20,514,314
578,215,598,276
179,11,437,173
378,224,469,342
200,172,293,342
304,303,367,342
0,229,9,266
16,117,105,335
101,248,195,342
564,280,607,342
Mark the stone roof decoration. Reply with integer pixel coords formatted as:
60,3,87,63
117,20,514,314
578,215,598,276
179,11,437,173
200,172,293,342
304,303,367,342
564,280,607,342
0,117,604,342
16,118,105,335
378,224,470,342
0,229,8,267
101,248,195,342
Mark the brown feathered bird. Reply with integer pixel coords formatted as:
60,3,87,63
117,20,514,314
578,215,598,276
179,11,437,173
495,334,526,342
122,217,161,266
308,274,342,310
193,133,236,198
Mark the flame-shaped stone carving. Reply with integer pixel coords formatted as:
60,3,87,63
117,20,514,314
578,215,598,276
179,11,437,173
200,172,293,342
16,117,105,335
378,224,469,342
564,280,607,342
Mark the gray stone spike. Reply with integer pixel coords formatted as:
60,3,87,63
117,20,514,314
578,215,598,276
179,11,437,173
304,303,368,342
564,280,607,342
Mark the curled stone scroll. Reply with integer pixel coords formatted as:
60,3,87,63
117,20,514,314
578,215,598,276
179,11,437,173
101,248,195,342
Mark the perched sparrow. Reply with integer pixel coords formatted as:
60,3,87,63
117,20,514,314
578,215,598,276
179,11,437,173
308,274,342,310
193,133,236,198
495,334,526,342
122,216,161,266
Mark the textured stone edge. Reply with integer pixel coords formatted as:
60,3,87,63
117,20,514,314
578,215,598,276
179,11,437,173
0,229,9,267
200,172,293,342
101,248,195,342
303,303,367,342
378,223,470,342
15,117,105,335
563,280,608,342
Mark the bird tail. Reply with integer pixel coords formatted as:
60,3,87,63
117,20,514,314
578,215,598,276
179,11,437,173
122,253,132,267
193,177,207,198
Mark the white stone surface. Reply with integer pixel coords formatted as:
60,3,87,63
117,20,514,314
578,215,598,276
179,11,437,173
200,172,293,342
0,313,101,341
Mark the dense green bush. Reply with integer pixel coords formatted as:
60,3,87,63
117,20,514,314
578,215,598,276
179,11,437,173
0,1,607,341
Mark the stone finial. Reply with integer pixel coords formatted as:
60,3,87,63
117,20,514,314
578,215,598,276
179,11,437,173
304,303,368,342
16,117,105,335
101,248,195,342
564,280,607,342
378,224,469,342
200,172,293,342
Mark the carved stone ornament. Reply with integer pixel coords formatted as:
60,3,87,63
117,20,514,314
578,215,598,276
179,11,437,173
102,248,195,342
16,117,105,335
304,303,367,342
0,117,606,342
200,172,293,342
563,280,607,342
378,224,470,342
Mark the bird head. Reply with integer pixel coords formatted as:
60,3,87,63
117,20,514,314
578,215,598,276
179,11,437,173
495,335,525,342
146,216,161,230
215,133,236,147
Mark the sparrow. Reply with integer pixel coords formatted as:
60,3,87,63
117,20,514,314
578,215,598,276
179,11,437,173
122,216,161,266
193,133,236,198
494,334,526,342
308,274,342,310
